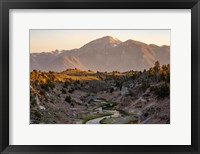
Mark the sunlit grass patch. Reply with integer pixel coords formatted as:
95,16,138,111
79,112,113,124
93,101,117,111
100,115,138,124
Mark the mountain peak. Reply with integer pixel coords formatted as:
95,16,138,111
31,36,170,72
98,35,121,43
81,35,121,49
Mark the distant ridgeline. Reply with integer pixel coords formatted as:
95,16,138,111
30,36,170,72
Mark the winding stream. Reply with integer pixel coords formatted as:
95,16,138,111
86,109,120,124
84,97,137,124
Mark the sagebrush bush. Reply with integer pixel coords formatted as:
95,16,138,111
41,82,55,91
65,95,72,103
68,89,74,93
110,88,114,93
61,88,66,94
141,82,150,91
151,84,170,98
39,89,46,95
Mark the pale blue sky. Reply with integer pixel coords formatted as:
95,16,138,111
30,30,170,53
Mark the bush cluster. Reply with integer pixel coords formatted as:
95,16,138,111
40,82,55,91
141,82,150,91
151,84,170,98
65,95,72,103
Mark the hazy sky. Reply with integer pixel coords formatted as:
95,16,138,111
30,30,170,53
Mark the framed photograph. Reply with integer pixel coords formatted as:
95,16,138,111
0,0,200,153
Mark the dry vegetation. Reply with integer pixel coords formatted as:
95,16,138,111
30,61,170,124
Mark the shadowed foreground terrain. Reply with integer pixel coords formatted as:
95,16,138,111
30,62,170,124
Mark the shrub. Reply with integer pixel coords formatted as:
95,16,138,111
151,84,170,98
34,110,42,120
149,67,155,76
162,65,167,71
115,81,121,87
40,84,49,91
61,88,66,94
65,95,71,103
33,69,37,73
166,73,170,83
39,90,46,95
76,80,80,84
48,71,54,74
160,71,170,83
68,88,74,93
141,82,150,91
110,88,114,93
30,96,37,106
63,81,68,88
41,82,55,91
132,74,137,80
74,80,80,86
47,82,55,90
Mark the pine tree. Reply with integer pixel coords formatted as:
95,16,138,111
154,61,161,72
149,67,155,76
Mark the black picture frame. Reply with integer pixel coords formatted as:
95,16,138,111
0,0,200,153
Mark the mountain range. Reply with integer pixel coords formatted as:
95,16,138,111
30,36,170,72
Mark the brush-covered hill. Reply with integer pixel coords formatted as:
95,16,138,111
30,62,170,124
